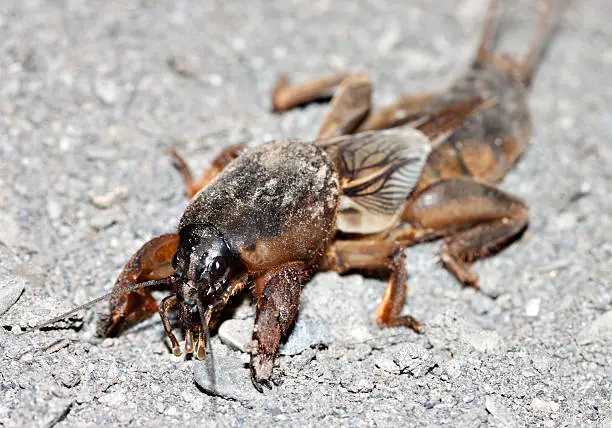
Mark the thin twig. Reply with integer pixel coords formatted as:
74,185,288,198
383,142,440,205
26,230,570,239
567,328,606,367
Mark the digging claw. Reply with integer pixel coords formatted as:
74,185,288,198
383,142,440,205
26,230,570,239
195,342,206,360
184,329,194,354
250,354,274,393
172,345,182,357
250,368,264,393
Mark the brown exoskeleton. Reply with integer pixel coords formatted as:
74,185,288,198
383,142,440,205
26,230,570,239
32,0,558,391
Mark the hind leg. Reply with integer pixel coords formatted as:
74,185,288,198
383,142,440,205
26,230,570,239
519,0,560,86
270,72,372,137
316,73,372,137
271,73,353,113
473,0,501,66
403,177,529,287
169,143,246,198
473,0,560,85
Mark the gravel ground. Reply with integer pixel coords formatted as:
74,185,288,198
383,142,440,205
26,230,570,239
1,0,611,426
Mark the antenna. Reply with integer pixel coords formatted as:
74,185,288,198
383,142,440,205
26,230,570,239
196,296,217,393
20,277,174,335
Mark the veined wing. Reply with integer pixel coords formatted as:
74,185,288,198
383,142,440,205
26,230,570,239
316,96,496,234
317,128,431,234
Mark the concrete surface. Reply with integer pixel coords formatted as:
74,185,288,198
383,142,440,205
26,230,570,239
1,0,611,426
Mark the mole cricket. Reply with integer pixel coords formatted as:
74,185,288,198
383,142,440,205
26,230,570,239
34,0,559,390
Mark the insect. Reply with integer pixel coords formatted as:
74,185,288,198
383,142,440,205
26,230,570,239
32,0,558,391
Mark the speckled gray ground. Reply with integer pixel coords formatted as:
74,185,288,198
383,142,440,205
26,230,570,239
1,0,611,427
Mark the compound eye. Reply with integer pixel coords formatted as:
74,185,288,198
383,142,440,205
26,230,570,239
209,257,226,280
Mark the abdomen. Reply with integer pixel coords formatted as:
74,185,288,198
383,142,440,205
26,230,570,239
416,66,531,191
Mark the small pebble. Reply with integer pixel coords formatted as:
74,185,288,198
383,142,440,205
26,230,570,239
56,369,81,388
375,356,399,374
44,339,71,354
191,399,204,413
20,352,33,362
98,390,126,406
531,398,559,413
47,199,62,220
90,185,130,209
280,315,332,356
423,400,435,409
95,78,119,104
525,298,541,317
441,359,462,380
181,391,196,403
164,406,179,417
392,343,436,378
0,213,21,247
76,389,94,404
485,396,516,425
89,214,118,231
377,24,401,54
231,37,245,51
465,329,504,354
218,318,251,352
343,378,374,393
207,74,223,87
218,314,331,356
554,212,576,231
193,342,262,402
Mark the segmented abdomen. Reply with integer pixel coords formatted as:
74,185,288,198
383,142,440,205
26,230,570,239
415,65,532,191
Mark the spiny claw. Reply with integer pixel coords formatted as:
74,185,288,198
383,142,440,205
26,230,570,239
195,336,206,360
172,345,182,357
250,354,274,392
250,364,272,393
250,372,264,393
184,329,194,354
